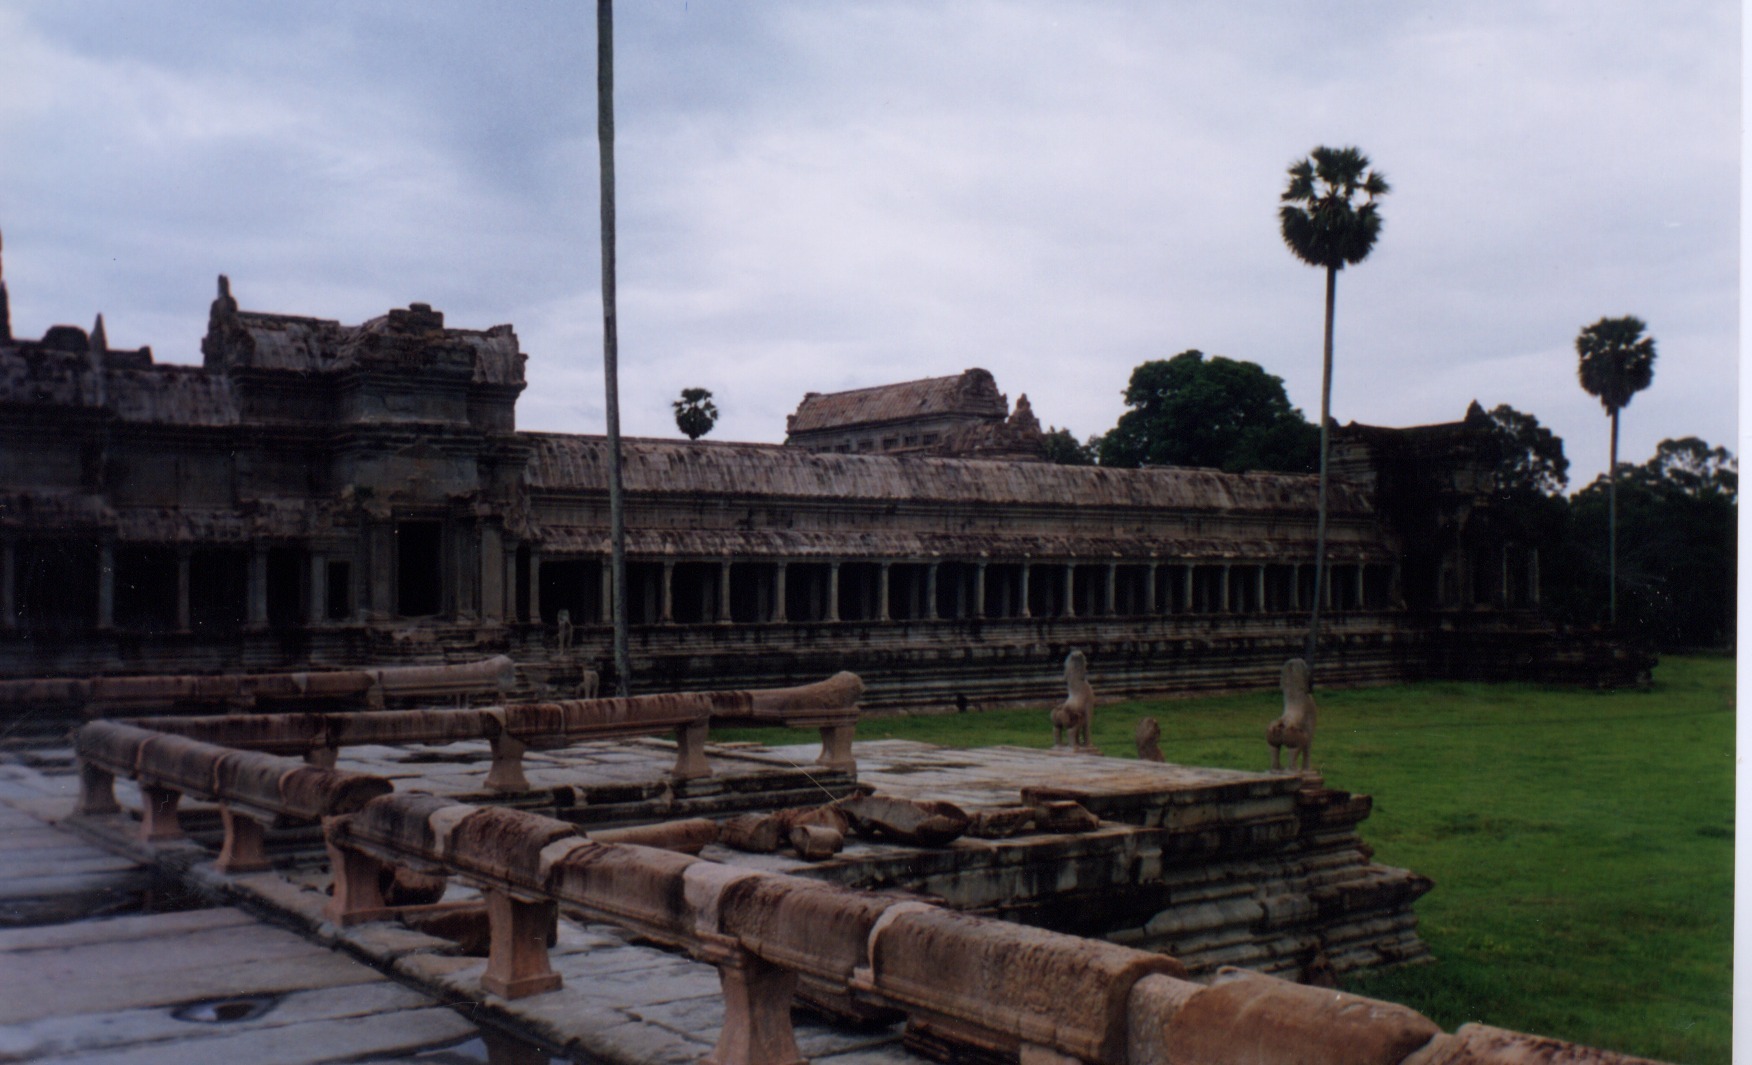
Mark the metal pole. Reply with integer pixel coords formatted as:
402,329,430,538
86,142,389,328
597,0,631,695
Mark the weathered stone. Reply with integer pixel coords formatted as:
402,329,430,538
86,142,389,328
1135,716,1165,762
837,794,969,847
719,813,785,854
592,818,721,855
1162,967,1440,1065
1405,1025,1669,1065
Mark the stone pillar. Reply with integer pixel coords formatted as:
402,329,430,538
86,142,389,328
1219,564,1231,614
973,561,987,619
247,545,268,629
1290,564,1302,611
596,559,611,623
827,561,841,622
97,538,115,630
307,553,327,625
1144,563,1157,616
1104,563,1117,615
661,561,676,624
1182,565,1194,613
1256,566,1267,614
1,538,15,630
1062,563,1076,618
368,526,393,619
480,525,504,621
1528,550,1540,606
1500,548,1510,606
1357,563,1368,611
1019,563,1032,619
925,563,939,620
877,563,891,622
718,561,733,623
772,562,787,623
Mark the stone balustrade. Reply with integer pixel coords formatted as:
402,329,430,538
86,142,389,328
131,671,865,790
71,720,393,871
3,655,516,715
319,795,1662,1065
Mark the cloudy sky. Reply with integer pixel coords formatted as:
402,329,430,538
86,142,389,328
0,1,1737,487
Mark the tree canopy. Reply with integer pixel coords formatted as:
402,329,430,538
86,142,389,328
1095,350,1318,473
1575,316,1657,416
1278,146,1389,272
672,387,719,440
1041,426,1097,466
1555,438,1736,649
1468,401,1569,496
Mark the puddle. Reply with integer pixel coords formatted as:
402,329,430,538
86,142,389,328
173,994,279,1024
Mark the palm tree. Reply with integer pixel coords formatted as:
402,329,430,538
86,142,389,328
673,387,719,440
1279,146,1389,675
1575,315,1657,625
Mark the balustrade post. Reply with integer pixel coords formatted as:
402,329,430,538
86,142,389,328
480,889,562,999
216,808,272,873
706,950,804,1065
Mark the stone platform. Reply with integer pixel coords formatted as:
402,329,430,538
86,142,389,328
294,735,1430,983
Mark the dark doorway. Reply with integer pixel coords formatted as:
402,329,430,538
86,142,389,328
326,561,353,620
397,522,443,617
16,538,98,634
267,547,304,627
115,545,178,632
189,548,246,634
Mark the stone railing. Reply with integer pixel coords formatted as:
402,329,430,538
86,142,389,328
320,794,1663,1065
72,720,393,872
4,655,517,714
68,670,1665,1065
123,670,864,790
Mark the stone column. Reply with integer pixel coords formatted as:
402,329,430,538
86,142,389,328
247,545,268,629
307,553,327,625
1144,563,1157,616
827,561,841,622
718,561,733,623
480,525,504,621
1500,548,1510,606
877,563,891,622
175,548,193,630
1218,564,1231,614
973,561,987,619
1528,550,1540,606
1104,563,1117,615
772,562,787,623
96,538,115,630
660,561,676,624
1256,566,1267,614
1356,564,1367,611
599,559,614,623
1018,563,1032,619
1,539,14,630
925,563,939,620
1062,563,1076,618
1182,566,1194,613
1290,564,1302,611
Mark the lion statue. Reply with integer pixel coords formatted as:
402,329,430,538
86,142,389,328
1050,650,1094,749
1267,657,1317,773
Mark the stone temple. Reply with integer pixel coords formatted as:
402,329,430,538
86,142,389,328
0,250,1671,1064
0,261,1640,708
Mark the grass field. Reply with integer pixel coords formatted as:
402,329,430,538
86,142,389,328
717,656,1735,1063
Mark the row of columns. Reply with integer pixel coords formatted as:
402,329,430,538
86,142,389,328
526,557,1404,627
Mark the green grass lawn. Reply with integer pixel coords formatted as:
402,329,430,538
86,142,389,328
718,656,1735,1063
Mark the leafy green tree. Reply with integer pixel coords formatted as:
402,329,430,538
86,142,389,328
1041,426,1097,466
1280,146,1389,671
1095,350,1318,472
1470,401,1569,496
1574,315,1657,623
672,387,719,440
1559,438,1734,649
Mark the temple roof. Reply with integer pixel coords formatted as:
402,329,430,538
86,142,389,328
786,368,1009,436
525,434,1372,516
